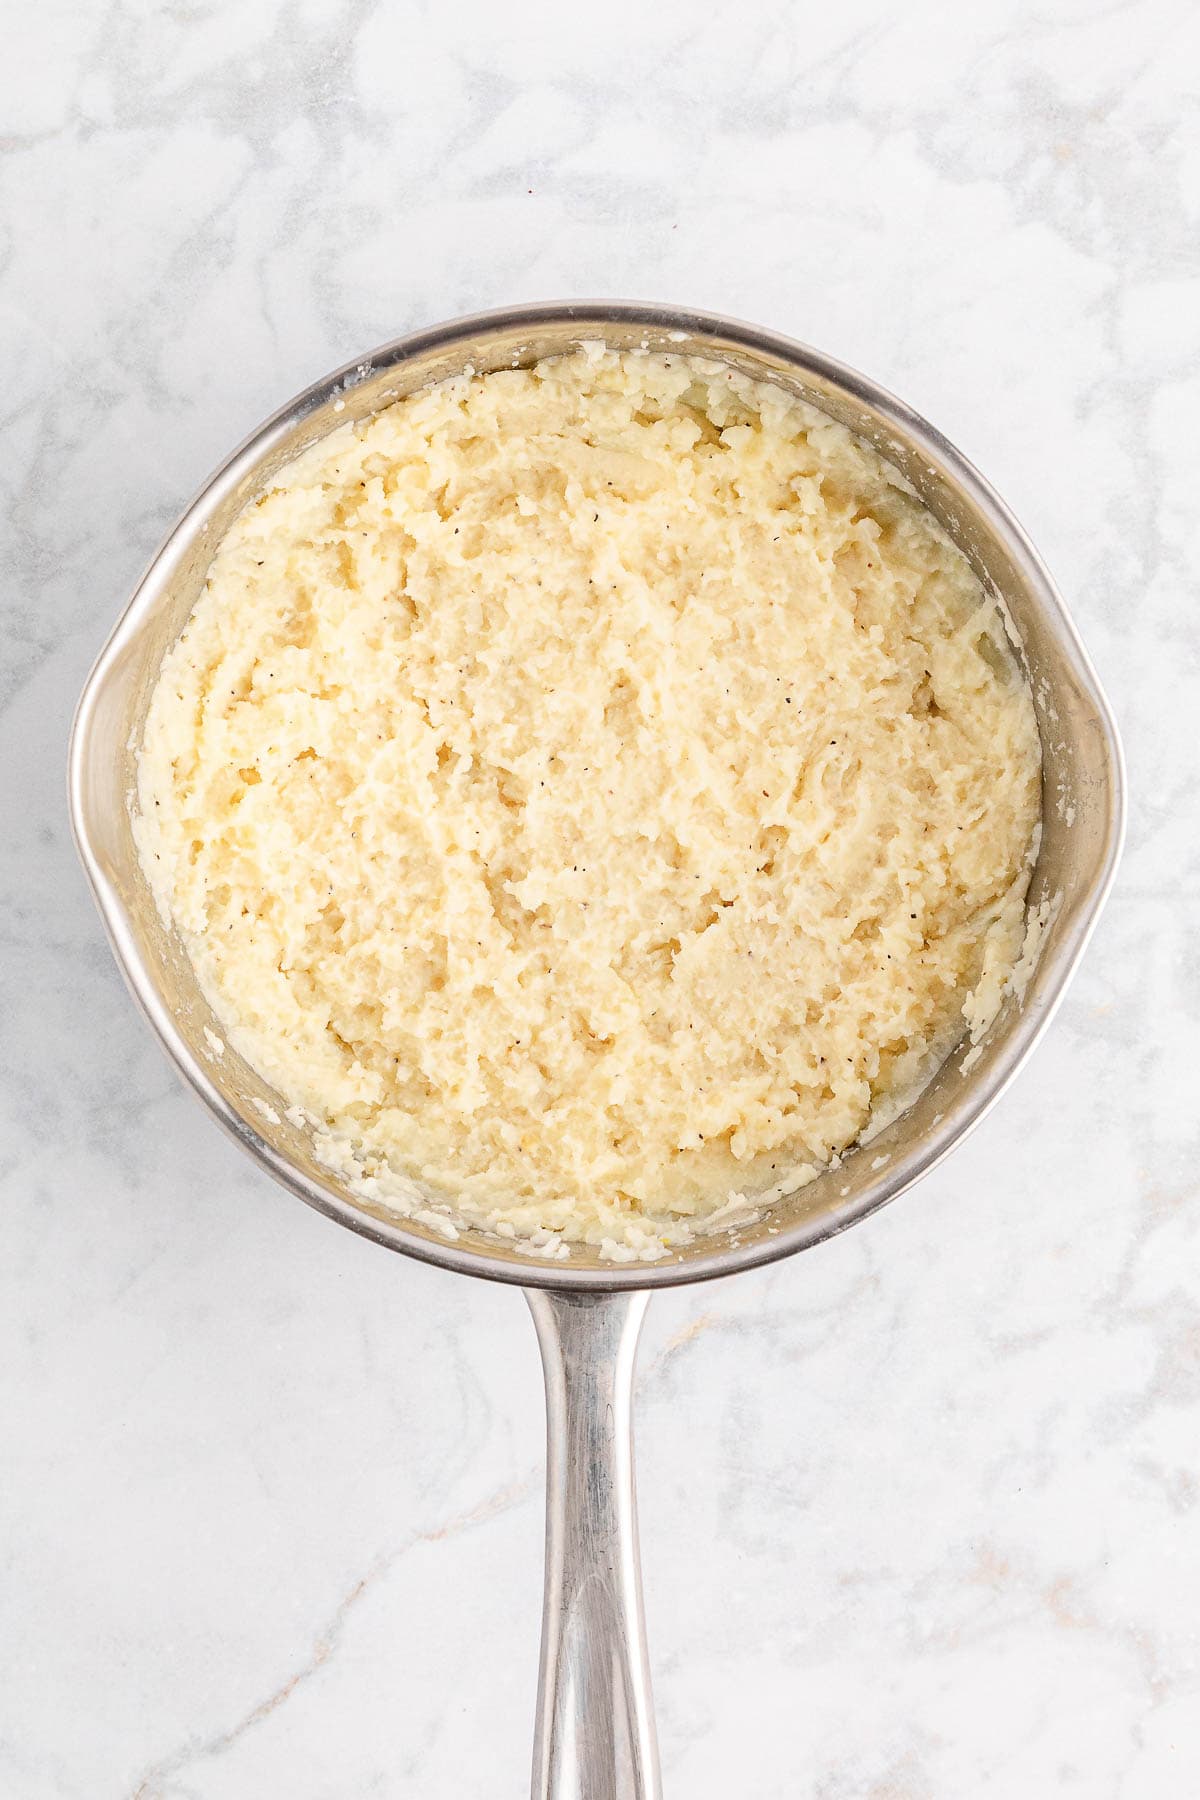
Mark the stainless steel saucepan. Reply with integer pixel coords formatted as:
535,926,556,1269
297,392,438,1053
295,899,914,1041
69,303,1125,1799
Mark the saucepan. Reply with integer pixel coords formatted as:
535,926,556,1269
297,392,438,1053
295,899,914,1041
68,302,1125,1798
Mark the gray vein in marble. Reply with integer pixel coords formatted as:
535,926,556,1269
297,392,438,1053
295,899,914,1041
126,1472,538,1800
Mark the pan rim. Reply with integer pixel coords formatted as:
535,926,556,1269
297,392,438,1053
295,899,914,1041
68,298,1127,1291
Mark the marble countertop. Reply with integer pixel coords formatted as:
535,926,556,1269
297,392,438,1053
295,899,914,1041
3,1,1197,1793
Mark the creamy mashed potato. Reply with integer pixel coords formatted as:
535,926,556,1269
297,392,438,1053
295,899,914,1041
136,347,1041,1255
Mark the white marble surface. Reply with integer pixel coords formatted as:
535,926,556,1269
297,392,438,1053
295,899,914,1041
2,1,1198,1793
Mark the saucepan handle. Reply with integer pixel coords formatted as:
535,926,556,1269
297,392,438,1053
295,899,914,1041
525,1288,661,1800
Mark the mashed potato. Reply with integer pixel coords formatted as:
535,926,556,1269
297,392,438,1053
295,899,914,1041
136,346,1041,1254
